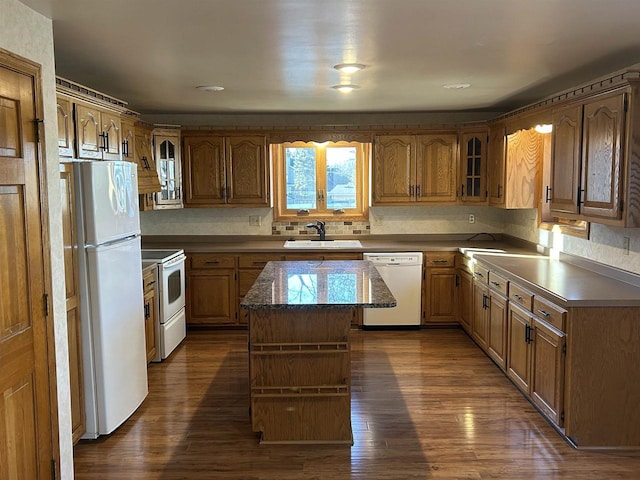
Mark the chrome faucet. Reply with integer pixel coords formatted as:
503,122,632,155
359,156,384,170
306,220,326,240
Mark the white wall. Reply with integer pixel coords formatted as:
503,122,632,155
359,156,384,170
1,0,73,478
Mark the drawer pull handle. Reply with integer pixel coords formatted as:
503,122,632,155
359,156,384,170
513,294,523,301
491,281,501,287
252,261,267,266
537,309,550,318
146,280,156,286
433,259,448,264
475,272,484,278
205,260,220,264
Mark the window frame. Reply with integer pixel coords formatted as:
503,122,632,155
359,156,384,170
272,140,370,221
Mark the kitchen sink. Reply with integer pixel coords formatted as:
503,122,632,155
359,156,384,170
283,239,363,249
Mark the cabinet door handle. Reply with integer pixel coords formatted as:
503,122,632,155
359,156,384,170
497,184,502,198
416,185,421,197
144,303,150,319
537,309,550,318
142,156,150,170
99,132,107,151
525,324,531,343
545,185,552,203
409,185,415,196
455,274,460,287
105,132,110,152
461,184,465,197
577,187,585,206
482,294,489,309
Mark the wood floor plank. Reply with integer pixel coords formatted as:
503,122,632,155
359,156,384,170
73,328,640,479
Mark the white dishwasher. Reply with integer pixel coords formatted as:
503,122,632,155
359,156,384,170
363,252,423,327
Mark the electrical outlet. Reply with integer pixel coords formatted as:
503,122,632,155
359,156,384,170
468,214,475,224
249,215,261,227
623,236,630,255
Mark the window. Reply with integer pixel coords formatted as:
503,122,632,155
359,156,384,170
273,141,369,220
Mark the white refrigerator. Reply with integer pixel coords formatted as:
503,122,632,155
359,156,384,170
74,160,148,439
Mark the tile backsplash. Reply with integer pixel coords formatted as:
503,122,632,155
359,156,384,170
272,220,371,236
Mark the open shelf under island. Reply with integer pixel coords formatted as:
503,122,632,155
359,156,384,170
240,260,396,445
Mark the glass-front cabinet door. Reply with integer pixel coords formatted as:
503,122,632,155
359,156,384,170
153,129,183,209
459,131,487,204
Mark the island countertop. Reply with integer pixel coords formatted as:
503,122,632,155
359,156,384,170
240,260,396,309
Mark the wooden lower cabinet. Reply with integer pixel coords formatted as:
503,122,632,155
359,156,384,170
424,268,457,324
142,264,158,363
472,281,490,350
187,253,238,326
457,268,473,333
506,303,533,393
249,308,352,444
487,291,508,371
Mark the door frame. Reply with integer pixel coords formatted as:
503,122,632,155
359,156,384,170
0,47,60,478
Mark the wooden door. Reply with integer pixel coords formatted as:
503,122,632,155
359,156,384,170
133,125,160,195
581,92,626,220
425,269,457,323
59,163,85,444
75,103,102,160
187,270,237,325
0,58,54,480
472,282,489,349
504,128,542,209
531,318,566,426
120,117,136,163
459,132,487,204
507,304,532,394
100,111,121,160
182,135,225,205
226,136,269,205
487,123,506,206
487,292,508,371
56,96,74,158
550,104,582,215
143,282,157,363
372,135,415,204
457,269,473,333
415,134,457,203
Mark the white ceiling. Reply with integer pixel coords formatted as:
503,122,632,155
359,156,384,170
20,0,640,115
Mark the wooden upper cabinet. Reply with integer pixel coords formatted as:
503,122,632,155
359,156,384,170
503,128,543,209
226,136,269,205
416,134,458,203
183,135,226,206
75,103,121,161
120,117,136,163
154,131,183,209
134,124,161,195
580,92,626,220
57,96,75,158
182,133,269,207
550,104,582,215
487,123,506,206
372,135,415,204
459,131,487,204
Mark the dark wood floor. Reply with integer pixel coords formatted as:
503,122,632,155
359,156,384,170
73,328,640,479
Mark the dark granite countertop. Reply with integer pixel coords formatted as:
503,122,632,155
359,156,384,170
240,260,397,310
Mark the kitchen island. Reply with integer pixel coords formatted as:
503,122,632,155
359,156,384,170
240,260,395,444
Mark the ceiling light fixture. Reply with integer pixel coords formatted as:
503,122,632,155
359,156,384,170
331,84,360,93
443,83,471,89
534,124,553,134
333,63,366,74
196,85,225,92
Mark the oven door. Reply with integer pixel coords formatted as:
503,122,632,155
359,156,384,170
158,253,186,322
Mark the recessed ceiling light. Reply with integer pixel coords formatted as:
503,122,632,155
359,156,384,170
443,83,471,89
331,84,360,93
333,63,366,74
196,85,225,92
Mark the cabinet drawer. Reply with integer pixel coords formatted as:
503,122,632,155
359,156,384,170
239,253,284,269
189,253,237,269
473,264,489,284
425,251,456,267
509,283,533,311
488,271,508,296
142,266,156,293
533,296,566,332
